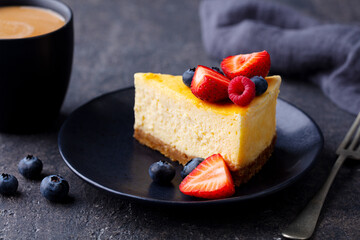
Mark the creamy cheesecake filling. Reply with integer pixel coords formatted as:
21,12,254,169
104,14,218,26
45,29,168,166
134,81,241,169
134,73,281,173
237,92,277,170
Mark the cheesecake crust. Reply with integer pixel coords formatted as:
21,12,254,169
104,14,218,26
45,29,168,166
134,128,195,165
134,128,276,186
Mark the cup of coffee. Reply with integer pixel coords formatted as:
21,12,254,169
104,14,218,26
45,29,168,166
0,0,73,133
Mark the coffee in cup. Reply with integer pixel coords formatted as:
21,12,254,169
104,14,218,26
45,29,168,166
0,6,65,39
0,0,73,133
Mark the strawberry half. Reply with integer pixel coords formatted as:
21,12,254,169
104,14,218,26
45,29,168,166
179,154,235,199
190,65,231,102
220,50,271,79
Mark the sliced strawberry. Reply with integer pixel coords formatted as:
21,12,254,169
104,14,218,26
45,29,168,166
179,154,235,199
190,65,231,102
220,50,271,79
228,76,255,106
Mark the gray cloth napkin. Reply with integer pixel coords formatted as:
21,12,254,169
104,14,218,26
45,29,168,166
199,0,360,115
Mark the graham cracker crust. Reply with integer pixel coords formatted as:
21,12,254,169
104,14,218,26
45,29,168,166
134,128,276,186
134,128,195,165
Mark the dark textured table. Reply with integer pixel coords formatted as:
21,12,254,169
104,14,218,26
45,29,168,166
0,0,359,239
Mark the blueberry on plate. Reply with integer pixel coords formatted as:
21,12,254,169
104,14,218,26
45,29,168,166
211,67,224,75
182,67,196,87
40,175,69,202
0,173,18,195
250,76,268,96
149,160,175,184
18,155,43,179
181,157,204,178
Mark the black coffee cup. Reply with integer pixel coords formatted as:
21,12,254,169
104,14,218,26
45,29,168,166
0,0,73,133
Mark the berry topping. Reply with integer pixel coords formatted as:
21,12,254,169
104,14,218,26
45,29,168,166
251,76,268,96
182,67,196,87
211,67,224,75
18,155,43,179
149,160,175,184
228,76,255,106
179,154,235,199
0,173,18,195
220,50,271,79
191,65,231,102
181,157,204,179
40,175,69,202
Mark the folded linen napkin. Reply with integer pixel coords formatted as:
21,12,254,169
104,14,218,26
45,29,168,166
199,0,360,115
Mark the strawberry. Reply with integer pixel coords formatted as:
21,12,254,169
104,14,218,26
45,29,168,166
228,76,255,106
179,154,235,199
190,65,231,102
220,50,271,79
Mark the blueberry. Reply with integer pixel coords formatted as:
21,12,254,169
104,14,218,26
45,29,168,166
211,67,224,75
18,155,43,179
181,157,204,178
40,175,69,202
182,67,196,87
250,76,268,96
149,161,175,184
0,173,18,195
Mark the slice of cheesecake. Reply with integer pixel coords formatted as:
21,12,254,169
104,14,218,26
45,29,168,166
133,73,281,186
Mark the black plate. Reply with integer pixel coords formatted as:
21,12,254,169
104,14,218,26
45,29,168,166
58,88,323,206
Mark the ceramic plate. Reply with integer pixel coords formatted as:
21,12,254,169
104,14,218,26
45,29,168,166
58,88,323,206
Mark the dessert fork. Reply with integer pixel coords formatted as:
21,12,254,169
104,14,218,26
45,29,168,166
282,112,360,239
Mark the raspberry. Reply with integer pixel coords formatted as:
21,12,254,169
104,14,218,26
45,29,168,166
228,76,255,106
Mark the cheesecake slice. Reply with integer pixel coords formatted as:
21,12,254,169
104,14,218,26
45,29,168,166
134,73,281,186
